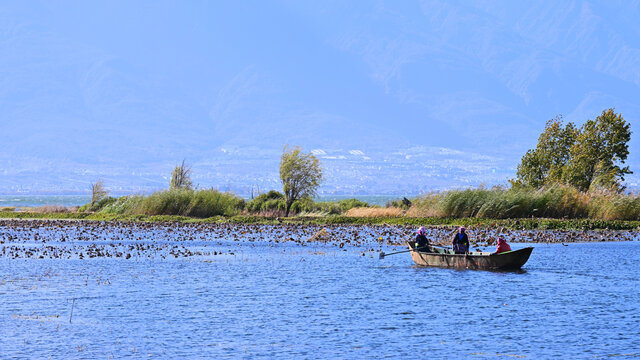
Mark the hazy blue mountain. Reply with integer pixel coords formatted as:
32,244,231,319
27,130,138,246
1,1,639,195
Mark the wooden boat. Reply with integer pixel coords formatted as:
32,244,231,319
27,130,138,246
407,241,533,270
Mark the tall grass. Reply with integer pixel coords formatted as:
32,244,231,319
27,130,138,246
100,195,144,214
295,198,370,215
409,185,640,220
586,190,640,220
88,185,640,220
99,190,243,218
31,205,78,213
346,207,405,217
96,190,369,218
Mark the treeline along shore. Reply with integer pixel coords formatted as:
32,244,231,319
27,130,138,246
3,185,640,232
2,108,640,234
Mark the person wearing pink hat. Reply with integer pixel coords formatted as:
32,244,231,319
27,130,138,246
452,226,469,254
415,226,431,252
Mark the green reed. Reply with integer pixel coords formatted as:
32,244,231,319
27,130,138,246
97,189,243,218
411,185,640,220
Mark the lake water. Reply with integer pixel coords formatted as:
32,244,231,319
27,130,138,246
0,195,91,208
1,224,639,358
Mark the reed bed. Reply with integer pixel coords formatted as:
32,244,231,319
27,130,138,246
98,190,243,218
64,184,640,221
409,185,640,220
345,207,405,217
92,191,369,218
253,209,286,218
31,205,78,213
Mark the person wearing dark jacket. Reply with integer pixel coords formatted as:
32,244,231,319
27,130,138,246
452,227,469,254
415,226,431,252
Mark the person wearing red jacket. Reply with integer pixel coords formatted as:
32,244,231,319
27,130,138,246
495,237,512,254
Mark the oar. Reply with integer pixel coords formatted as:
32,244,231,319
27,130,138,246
379,246,430,259
379,243,456,259
378,227,418,259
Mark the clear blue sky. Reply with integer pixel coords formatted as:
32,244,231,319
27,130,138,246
1,1,639,194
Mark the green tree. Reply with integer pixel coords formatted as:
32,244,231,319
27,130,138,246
279,146,323,217
170,160,193,190
513,116,577,188
513,149,545,188
562,109,632,192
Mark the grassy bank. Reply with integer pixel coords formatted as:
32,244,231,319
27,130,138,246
6,184,640,230
408,185,640,221
81,189,244,217
244,185,640,221
80,189,370,218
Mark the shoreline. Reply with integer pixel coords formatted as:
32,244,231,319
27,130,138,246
1,218,636,260
2,211,640,231
1,217,637,243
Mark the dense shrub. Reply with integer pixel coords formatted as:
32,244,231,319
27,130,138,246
290,198,316,214
79,196,117,212
100,195,144,214
137,189,242,217
245,193,369,216
140,189,194,215
247,191,286,213
336,198,369,212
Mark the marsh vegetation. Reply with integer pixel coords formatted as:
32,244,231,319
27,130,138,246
5,109,640,225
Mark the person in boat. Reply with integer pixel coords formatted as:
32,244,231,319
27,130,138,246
415,226,431,252
494,237,512,254
452,226,469,254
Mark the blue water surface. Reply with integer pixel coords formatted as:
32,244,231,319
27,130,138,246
0,195,91,208
1,238,639,358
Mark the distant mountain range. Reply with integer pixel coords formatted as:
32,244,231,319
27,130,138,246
1,1,639,195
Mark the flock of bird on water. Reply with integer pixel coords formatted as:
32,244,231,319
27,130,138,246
0,219,636,260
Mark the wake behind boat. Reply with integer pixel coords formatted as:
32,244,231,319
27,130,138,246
407,241,533,270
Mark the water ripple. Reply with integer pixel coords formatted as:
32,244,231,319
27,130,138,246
1,227,639,357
